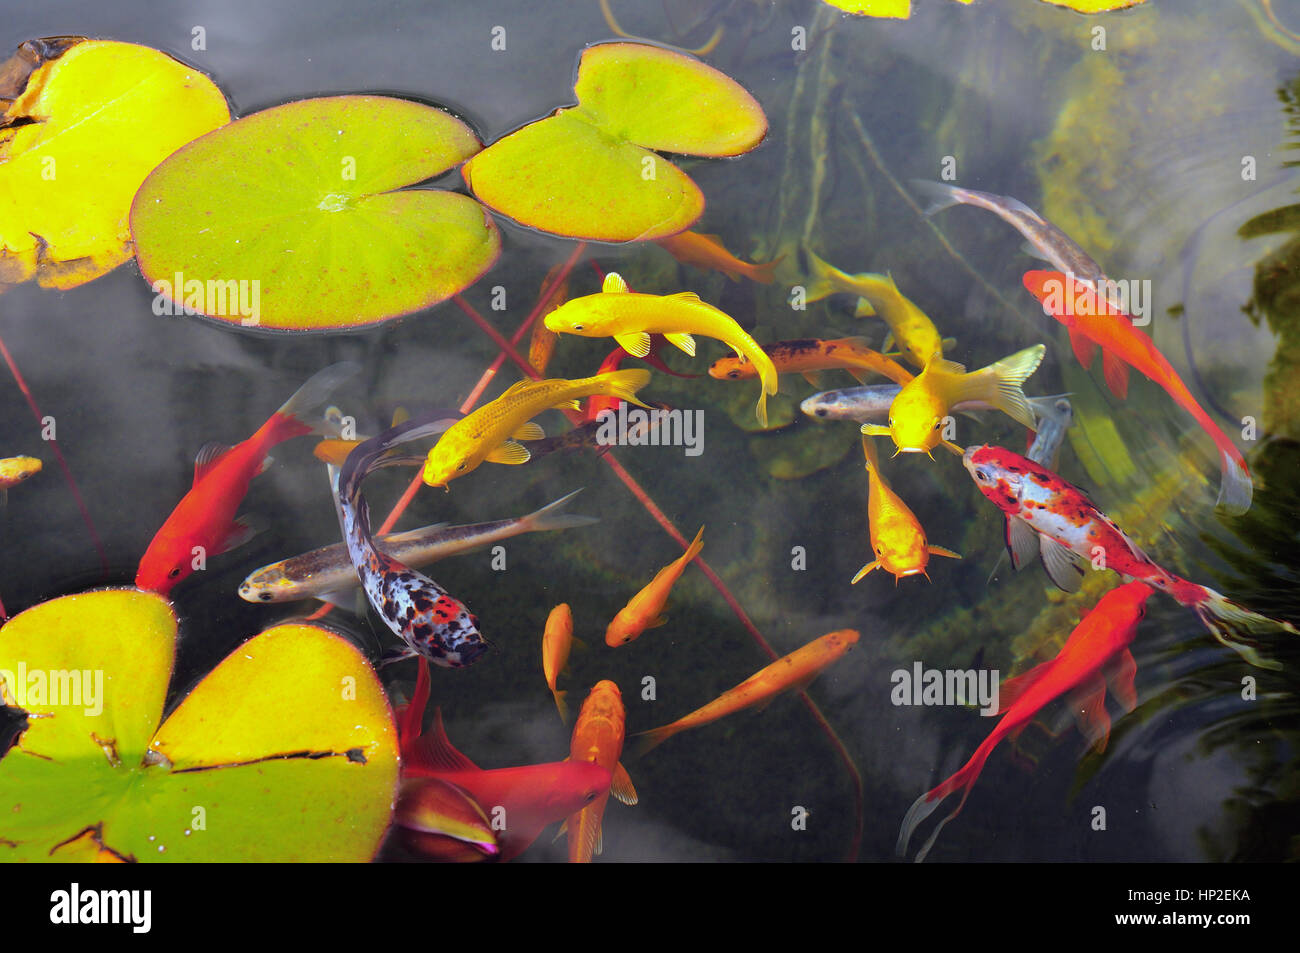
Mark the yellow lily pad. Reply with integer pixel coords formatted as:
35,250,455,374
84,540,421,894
0,592,398,861
0,39,230,291
464,42,767,242
130,95,499,330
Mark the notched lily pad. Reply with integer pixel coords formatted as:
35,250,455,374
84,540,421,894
0,38,230,291
130,95,500,331
0,591,398,861
464,42,767,242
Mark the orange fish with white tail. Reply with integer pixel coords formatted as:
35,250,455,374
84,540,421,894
633,629,860,758
606,526,704,646
565,680,637,863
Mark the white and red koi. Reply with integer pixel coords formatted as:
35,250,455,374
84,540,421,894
963,444,1297,668
330,411,488,668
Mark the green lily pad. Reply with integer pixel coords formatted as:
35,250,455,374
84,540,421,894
463,42,767,242
0,590,398,861
130,95,499,331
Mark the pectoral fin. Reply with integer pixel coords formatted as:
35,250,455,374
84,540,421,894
860,423,891,438
1104,648,1138,713
486,440,532,465
1005,515,1038,571
851,561,880,584
1039,535,1085,592
611,762,639,806
1066,674,1112,754
927,545,961,560
615,332,652,358
802,370,830,388
663,332,696,356
219,517,260,554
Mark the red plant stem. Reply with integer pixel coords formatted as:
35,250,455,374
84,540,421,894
0,330,109,580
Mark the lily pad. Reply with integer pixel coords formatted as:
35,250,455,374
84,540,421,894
0,589,398,861
130,95,499,331
0,39,230,291
463,42,766,242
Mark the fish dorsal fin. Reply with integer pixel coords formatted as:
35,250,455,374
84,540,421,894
499,378,537,399
603,272,629,294
929,357,968,376
193,442,233,483
513,422,545,441
668,291,702,303
412,707,481,774
663,331,696,356
615,332,652,358
486,440,532,465
611,762,639,805
996,659,1056,714
854,297,877,318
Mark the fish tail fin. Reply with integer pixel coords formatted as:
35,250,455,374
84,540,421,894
553,689,569,725
598,368,653,409
896,743,994,863
271,362,362,437
909,179,964,217
800,246,844,303
746,254,784,285
969,344,1046,430
630,724,682,760
1214,446,1254,516
683,525,705,562
522,488,600,533
1192,585,1294,671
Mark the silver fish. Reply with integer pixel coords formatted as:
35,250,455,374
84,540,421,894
240,490,597,605
801,385,1068,427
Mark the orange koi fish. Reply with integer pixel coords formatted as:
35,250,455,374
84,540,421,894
565,679,637,863
543,603,575,722
529,263,571,374
1023,270,1253,514
398,659,611,862
897,581,1154,863
0,455,40,491
136,362,358,595
605,526,705,646
656,230,783,284
855,436,960,584
708,337,914,389
633,629,860,758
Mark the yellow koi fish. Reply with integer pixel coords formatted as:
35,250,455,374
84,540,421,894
803,248,946,369
855,436,960,584
606,526,704,646
422,370,652,488
544,272,778,426
860,344,1046,457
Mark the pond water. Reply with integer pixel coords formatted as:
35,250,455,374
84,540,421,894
2,0,1298,863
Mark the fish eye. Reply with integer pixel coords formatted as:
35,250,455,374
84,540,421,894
259,592,273,602
457,463,467,471
975,469,989,482
815,408,827,417
584,790,598,803
573,324,585,331
888,417,894,427
932,420,942,431
729,371,741,379
168,568,182,579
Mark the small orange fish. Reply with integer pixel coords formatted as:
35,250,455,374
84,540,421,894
566,679,637,863
606,526,704,646
633,629,860,758
855,436,960,584
543,603,575,722
0,456,41,491
656,230,783,284
708,337,914,388
529,264,571,374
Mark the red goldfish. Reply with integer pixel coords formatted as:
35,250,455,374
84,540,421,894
565,679,636,863
136,363,358,595
1023,269,1252,514
964,444,1297,668
898,581,1154,863
398,659,611,862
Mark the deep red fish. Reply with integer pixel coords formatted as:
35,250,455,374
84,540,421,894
583,340,696,423
1023,269,1252,514
135,363,357,595
398,659,611,862
897,581,1154,862
964,444,1297,669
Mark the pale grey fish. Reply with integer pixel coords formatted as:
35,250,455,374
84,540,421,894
1004,398,1078,585
801,385,1068,426
239,489,597,605
912,180,1107,285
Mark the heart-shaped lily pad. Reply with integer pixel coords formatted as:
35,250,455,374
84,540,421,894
463,42,767,242
0,589,398,861
0,38,230,291
130,95,499,330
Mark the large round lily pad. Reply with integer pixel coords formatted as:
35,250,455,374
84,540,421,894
463,42,767,242
0,39,230,291
130,95,499,331
0,590,398,861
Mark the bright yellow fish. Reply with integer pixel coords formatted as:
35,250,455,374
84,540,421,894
855,436,960,584
544,272,779,427
803,248,945,370
422,370,652,488
860,344,1045,457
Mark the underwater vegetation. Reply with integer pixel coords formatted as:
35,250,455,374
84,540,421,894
0,0,1297,866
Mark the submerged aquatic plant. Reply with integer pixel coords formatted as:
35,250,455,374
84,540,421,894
463,42,767,242
131,96,500,331
0,589,398,861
